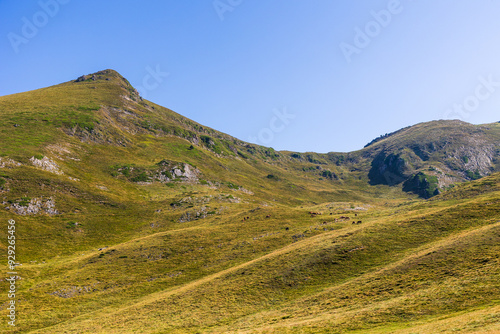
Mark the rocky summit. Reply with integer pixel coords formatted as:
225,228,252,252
0,70,499,333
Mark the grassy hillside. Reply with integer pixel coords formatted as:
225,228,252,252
4,172,498,333
0,70,499,333
363,120,500,193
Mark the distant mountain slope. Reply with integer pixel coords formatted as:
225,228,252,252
360,120,500,197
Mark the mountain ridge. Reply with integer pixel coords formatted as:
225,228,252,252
2,69,499,199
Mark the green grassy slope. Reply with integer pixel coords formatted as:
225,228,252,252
9,173,499,334
0,70,498,333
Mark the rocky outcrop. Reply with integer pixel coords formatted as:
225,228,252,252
113,160,200,184
403,172,439,199
368,152,410,186
75,75,89,82
7,197,59,215
75,74,97,82
155,161,200,183
30,156,63,175
179,206,211,222
0,157,21,168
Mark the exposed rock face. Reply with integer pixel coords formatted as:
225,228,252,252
112,160,201,185
173,163,199,182
368,152,409,186
179,206,210,223
75,75,89,82
30,156,63,175
7,197,59,215
155,161,200,183
0,157,21,168
446,135,496,179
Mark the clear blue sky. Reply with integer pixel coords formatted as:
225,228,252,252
1,1,500,153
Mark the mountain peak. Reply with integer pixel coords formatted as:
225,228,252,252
72,69,142,103
74,69,128,84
